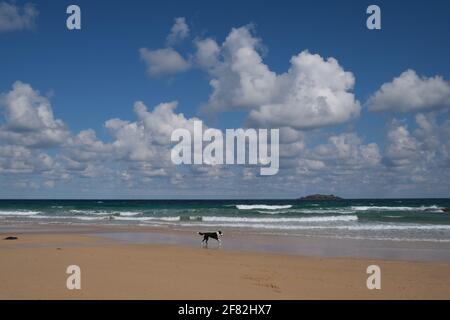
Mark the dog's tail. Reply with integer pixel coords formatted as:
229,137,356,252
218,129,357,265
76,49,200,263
197,232,204,236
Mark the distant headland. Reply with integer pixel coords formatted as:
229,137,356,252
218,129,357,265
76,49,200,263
298,194,343,201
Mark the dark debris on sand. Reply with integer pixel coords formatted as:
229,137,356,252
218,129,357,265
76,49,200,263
3,236,18,240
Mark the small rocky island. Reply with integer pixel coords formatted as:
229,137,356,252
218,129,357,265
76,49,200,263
298,194,343,201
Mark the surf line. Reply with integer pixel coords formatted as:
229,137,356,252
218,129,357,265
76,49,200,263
171,120,279,175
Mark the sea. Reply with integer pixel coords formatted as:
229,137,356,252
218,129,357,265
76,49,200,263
1,199,450,242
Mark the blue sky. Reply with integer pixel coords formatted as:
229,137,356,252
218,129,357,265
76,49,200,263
0,0,450,198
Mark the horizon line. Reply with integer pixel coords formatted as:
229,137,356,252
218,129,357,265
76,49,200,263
0,197,449,201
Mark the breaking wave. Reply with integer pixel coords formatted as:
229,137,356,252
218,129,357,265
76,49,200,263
235,204,293,210
351,205,441,212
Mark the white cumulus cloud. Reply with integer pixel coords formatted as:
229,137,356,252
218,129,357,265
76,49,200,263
139,47,191,76
197,26,360,130
194,38,220,69
167,17,189,45
249,51,361,129
367,69,450,113
0,81,70,147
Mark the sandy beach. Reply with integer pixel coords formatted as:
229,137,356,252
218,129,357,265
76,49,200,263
1,225,449,300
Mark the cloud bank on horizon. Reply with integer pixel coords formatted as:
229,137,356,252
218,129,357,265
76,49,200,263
1,3,450,198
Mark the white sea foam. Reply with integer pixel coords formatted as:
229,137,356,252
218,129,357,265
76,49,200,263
236,204,293,210
255,210,291,214
26,213,450,233
69,209,110,215
202,215,357,223
288,209,355,214
27,215,180,222
113,216,180,222
0,210,40,216
178,221,450,231
69,216,105,221
68,210,142,216
28,215,102,221
350,205,440,212
117,211,142,216
335,224,450,231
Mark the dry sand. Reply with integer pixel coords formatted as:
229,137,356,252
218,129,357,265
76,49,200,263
1,232,449,299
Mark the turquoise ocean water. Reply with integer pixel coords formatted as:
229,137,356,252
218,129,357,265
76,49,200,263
1,199,450,242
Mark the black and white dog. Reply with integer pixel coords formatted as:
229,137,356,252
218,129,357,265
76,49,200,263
198,231,223,245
